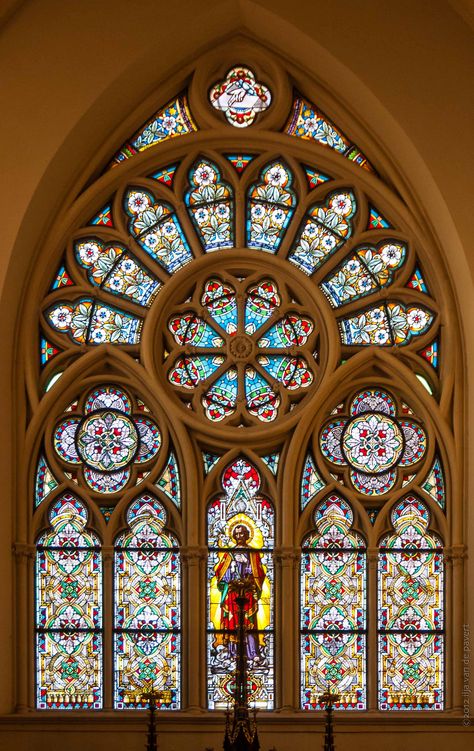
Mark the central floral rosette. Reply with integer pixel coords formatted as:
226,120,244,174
341,413,404,473
165,274,318,423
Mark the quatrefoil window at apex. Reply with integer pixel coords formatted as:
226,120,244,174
53,385,161,493
319,390,427,496
209,66,272,127
164,272,319,424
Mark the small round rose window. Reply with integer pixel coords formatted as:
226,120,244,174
164,274,318,423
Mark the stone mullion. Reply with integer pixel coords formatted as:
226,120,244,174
181,546,207,710
445,545,466,711
275,547,300,709
13,542,35,711
102,546,114,710
367,547,378,711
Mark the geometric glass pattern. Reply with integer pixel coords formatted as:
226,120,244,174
246,161,296,252
207,459,274,709
34,453,59,509
367,205,391,230
418,339,439,370
285,94,374,172
114,496,180,709
301,496,366,710
378,496,444,710
36,495,102,709
303,165,331,190
155,451,181,508
407,267,428,294
319,390,427,496
209,66,271,128
422,456,446,510
166,275,316,424
301,453,325,511
53,385,161,495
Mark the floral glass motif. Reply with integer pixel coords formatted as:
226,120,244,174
289,190,356,275
246,161,296,252
53,386,161,494
114,495,180,709
75,238,161,307
109,94,197,167
321,241,407,308
338,302,434,347
209,66,271,127
125,188,192,274
47,298,143,345
301,496,366,710
185,159,234,251
378,497,444,710
285,94,374,172
166,275,316,423
208,459,274,709
319,390,427,496
36,495,102,709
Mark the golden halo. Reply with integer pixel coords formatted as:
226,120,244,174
226,513,263,548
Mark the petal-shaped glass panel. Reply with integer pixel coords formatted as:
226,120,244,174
321,242,406,308
257,314,314,347
75,239,160,307
246,162,296,252
244,280,281,334
257,355,313,390
339,303,434,346
245,367,280,422
289,191,356,275
185,159,234,251
168,354,225,388
202,367,238,421
84,467,130,493
54,418,82,464
168,313,224,347
125,188,192,274
84,386,132,414
201,279,238,334
135,418,162,463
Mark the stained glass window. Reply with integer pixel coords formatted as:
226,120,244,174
36,495,102,709
53,385,161,497
301,496,366,710
185,159,234,251
319,389,426,496
166,274,317,424
378,497,444,710
246,161,296,252
114,495,180,708
33,58,451,717
208,459,274,709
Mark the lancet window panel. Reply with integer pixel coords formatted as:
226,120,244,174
114,495,181,709
207,458,274,710
378,496,444,711
301,495,366,711
35,495,102,710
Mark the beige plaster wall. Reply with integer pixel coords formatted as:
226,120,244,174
0,0,473,747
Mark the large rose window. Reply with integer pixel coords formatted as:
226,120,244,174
164,274,318,423
319,390,427,495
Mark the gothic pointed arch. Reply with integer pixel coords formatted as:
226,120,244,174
16,36,462,723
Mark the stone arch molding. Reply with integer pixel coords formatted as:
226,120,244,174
16,35,463,717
